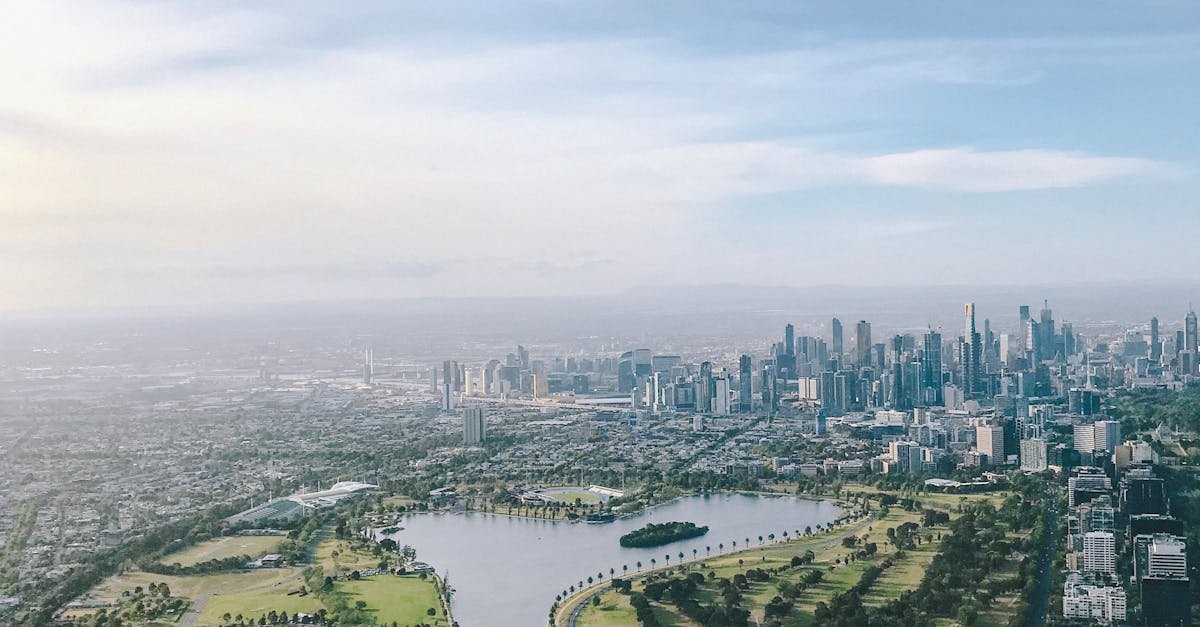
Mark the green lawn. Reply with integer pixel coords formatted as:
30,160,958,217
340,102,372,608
159,535,282,567
340,575,449,626
578,594,639,627
198,588,324,626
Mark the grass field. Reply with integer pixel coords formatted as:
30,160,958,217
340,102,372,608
159,535,282,566
542,490,603,505
313,537,386,575
198,588,323,626
340,575,449,626
88,567,307,604
573,490,1013,627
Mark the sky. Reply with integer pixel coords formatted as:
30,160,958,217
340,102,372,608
2,1,1199,312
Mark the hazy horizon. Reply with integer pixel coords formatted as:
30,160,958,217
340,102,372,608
4,1,1200,311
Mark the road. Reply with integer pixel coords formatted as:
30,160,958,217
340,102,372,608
555,508,878,626
1027,484,1062,627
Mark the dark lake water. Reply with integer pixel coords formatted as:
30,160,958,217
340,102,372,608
383,493,841,626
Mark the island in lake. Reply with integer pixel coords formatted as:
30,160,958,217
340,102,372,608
619,521,709,548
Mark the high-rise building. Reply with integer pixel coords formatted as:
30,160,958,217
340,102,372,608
442,360,456,411
855,320,872,367
1148,535,1187,578
362,348,374,385
1141,575,1190,627
1150,317,1161,362
1020,438,1048,472
831,318,844,359
1093,420,1121,455
964,303,983,397
463,406,486,445
1083,531,1116,573
977,424,1005,466
922,329,943,405
1187,310,1199,353
738,355,753,412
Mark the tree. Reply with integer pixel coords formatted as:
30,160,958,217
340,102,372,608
427,607,437,617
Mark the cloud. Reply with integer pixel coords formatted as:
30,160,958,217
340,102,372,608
860,148,1167,192
0,0,1193,310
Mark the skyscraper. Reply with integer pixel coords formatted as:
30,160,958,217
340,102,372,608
855,320,871,367
1150,317,1161,362
463,406,486,445
1186,309,1198,353
921,329,943,405
831,318,844,359
442,360,456,411
738,355,753,412
362,348,373,385
964,303,983,397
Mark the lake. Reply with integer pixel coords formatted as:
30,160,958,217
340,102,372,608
382,493,841,626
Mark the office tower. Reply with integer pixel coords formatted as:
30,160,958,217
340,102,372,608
1020,437,1048,472
698,361,714,412
1083,531,1117,573
463,406,486,445
1018,305,1031,355
784,324,795,358
1124,477,1168,515
1188,310,1199,353
977,424,1005,466
922,329,943,405
1073,423,1096,455
1148,535,1187,578
1150,316,1162,362
1093,420,1121,454
761,364,778,412
738,355,753,412
1040,300,1056,360
429,368,439,393
362,348,373,385
1141,576,1190,627
517,345,530,370
855,320,871,367
712,375,730,416
814,413,827,436
617,351,635,393
442,360,456,411
532,374,548,399
831,318,844,359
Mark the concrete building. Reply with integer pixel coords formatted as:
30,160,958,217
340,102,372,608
1083,531,1116,574
463,406,487,445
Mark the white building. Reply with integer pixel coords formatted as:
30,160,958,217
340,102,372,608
1148,535,1187,578
1083,531,1116,574
976,425,1005,466
1063,571,1126,623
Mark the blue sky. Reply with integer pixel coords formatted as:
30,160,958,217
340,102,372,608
1,1,1198,310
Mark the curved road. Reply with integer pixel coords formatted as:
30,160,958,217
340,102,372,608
556,509,878,627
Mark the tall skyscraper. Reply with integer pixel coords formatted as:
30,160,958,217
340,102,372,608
442,360,456,411
831,318,844,359
463,406,486,445
964,303,983,397
362,348,373,385
922,329,943,405
1150,317,1161,362
855,320,872,367
738,355,753,412
977,424,1005,466
1186,310,1198,353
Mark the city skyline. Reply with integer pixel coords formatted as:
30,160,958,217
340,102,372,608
3,1,1200,311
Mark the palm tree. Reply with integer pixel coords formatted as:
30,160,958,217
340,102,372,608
623,564,628,575
664,554,670,565
679,551,685,563
650,558,657,569
609,568,615,578
636,561,642,571
718,543,724,552
758,535,764,545
706,545,711,556
692,549,698,560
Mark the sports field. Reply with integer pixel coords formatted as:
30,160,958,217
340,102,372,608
159,535,282,566
340,575,449,626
